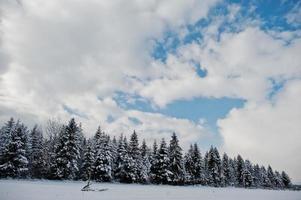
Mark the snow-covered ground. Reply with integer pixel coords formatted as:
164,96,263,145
0,180,300,200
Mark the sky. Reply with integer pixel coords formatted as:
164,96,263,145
0,0,300,182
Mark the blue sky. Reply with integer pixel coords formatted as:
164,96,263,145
0,0,300,181
113,91,245,147
111,0,300,148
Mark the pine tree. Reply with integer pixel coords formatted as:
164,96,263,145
267,165,276,188
54,118,80,179
184,145,195,184
19,123,30,167
0,123,29,178
0,117,294,190
228,158,237,186
260,166,272,188
242,160,254,187
203,151,209,184
111,136,118,176
114,135,135,183
221,153,231,186
44,119,63,179
128,131,142,183
140,139,151,183
242,168,253,187
274,171,284,189
281,171,291,188
252,164,261,187
150,138,171,184
168,133,184,185
0,119,14,160
81,140,94,181
150,140,158,165
184,144,205,185
0,118,15,177
192,143,205,184
30,125,46,178
236,155,245,186
207,147,221,187
76,123,86,179
93,127,112,182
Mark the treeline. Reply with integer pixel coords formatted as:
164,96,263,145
0,117,292,189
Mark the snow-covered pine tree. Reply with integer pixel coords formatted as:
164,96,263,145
221,153,231,186
0,122,29,178
0,117,294,189
236,154,245,187
244,160,254,176
110,136,118,176
44,119,63,179
54,118,80,179
260,166,272,188
168,133,184,185
123,136,129,150
207,147,222,187
203,151,209,185
20,123,31,169
114,135,135,183
228,158,237,186
242,168,253,188
274,171,284,189
140,139,151,183
252,164,261,187
281,171,291,188
0,118,15,177
150,138,171,184
191,143,205,184
30,125,46,178
81,140,95,181
76,123,86,179
0,119,14,156
150,140,158,166
48,135,60,179
93,127,112,182
128,130,142,183
242,160,254,187
184,145,195,184
267,165,276,188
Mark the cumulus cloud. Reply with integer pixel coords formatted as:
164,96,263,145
218,80,301,182
140,27,301,107
0,0,216,147
36,95,206,149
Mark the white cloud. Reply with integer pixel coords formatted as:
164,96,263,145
218,79,301,182
104,109,206,149
27,94,207,149
139,27,301,107
0,0,216,147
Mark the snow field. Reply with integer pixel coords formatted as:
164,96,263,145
0,180,300,200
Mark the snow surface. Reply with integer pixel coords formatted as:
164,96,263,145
0,180,300,200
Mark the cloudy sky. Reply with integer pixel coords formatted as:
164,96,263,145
0,0,301,182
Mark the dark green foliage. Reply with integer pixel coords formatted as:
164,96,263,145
281,171,291,188
0,117,293,190
168,133,184,185
207,147,221,187
54,118,80,179
150,139,171,184
30,125,46,178
236,155,245,186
